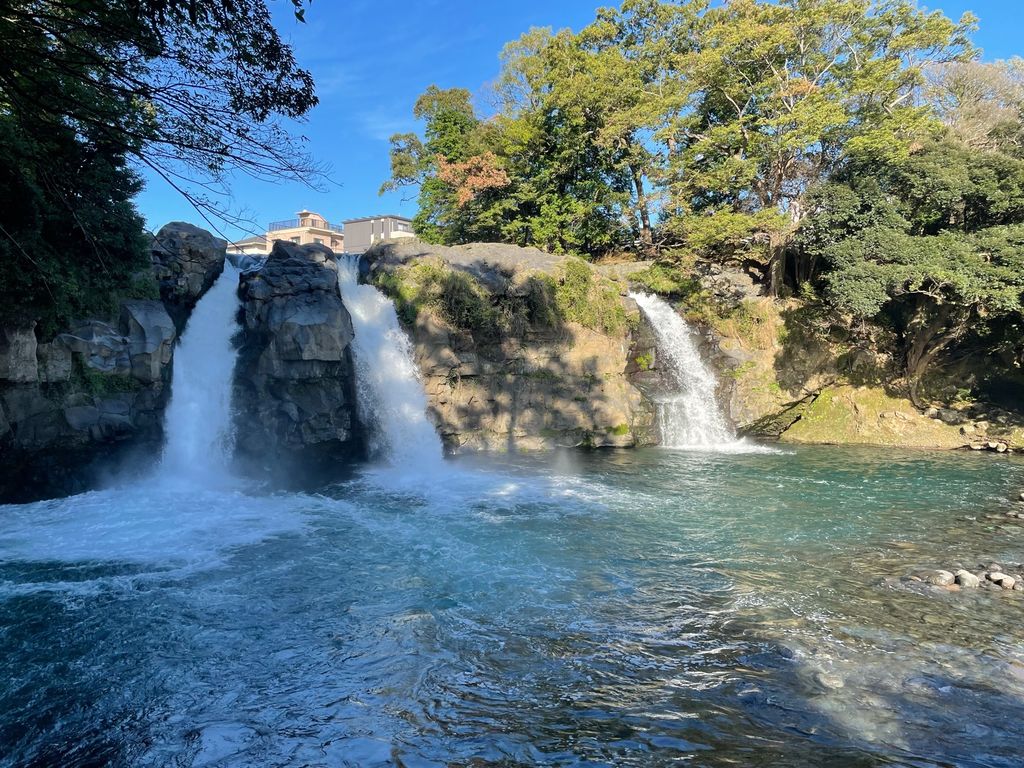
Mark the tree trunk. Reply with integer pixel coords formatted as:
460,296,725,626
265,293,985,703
766,231,786,298
903,302,965,408
630,164,654,256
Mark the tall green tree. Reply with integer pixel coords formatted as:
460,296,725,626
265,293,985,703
801,140,1024,402
661,0,975,293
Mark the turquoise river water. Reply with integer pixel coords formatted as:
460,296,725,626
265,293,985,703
1,446,1024,767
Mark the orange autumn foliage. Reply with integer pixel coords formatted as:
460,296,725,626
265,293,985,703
435,152,511,207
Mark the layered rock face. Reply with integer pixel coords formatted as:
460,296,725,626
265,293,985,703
233,242,363,480
0,302,178,501
150,221,227,332
0,224,226,502
366,241,656,452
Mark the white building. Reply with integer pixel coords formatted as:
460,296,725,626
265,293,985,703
227,210,344,257
341,215,415,254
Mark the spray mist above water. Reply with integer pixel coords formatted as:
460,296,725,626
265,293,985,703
336,255,444,470
159,264,241,483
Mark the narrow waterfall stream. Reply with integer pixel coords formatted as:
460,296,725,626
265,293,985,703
159,264,241,482
629,291,740,449
336,255,444,468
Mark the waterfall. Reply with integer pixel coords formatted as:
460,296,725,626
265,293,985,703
336,255,444,467
159,264,241,482
629,291,739,449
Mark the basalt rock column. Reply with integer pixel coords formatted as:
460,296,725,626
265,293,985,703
233,242,364,482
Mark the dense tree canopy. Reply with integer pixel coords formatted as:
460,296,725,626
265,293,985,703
385,0,975,271
0,0,318,332
800,141,1024,401
385,0,1023,399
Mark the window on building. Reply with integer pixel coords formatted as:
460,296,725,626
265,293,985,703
290,237,300,243
314,238,323,244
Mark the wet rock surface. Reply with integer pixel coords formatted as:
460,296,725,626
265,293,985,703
0,306,177,503
233,241,364,482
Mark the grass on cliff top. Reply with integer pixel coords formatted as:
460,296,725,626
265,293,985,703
372,257,627,338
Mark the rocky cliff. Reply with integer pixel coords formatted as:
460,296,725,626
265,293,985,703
365,241,656,452
622,264,1023,452
0,223,226,502
233,241,364,482
150,222,228,332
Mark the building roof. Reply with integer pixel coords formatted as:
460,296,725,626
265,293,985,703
230,235,268,247
341,214,413,224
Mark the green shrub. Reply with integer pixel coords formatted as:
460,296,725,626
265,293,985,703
69,357,141,397
631,263,701,297
554,258,626,335
374,257,627,339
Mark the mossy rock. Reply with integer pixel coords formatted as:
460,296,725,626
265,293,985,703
780,385,967,449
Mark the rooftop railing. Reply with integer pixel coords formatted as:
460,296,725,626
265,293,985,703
268,218,344,234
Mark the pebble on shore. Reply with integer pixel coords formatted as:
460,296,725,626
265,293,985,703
897,561,1024,596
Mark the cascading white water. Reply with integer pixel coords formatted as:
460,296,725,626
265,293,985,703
629,291,738,449
159,264,241,482
336,255,444,468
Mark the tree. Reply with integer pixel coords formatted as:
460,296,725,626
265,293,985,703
383,73,634,256
661,0,975,293
803,140,1024,402
924,58,1024,155
0,0,319,228
0,0,320,331
381,86,491,244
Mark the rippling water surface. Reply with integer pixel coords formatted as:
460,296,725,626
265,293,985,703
2,446,1024,767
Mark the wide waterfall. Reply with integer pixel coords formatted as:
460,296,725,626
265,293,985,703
159,264,241,482
336,255,444,467
629,290,738,449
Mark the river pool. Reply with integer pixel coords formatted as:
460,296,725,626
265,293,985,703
1,445,1023,767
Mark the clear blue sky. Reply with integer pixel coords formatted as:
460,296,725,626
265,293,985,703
134,0,1024,240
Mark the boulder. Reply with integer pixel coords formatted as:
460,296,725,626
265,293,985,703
986,572,1016,589
58,320,131,375
954,570,981,588
938,408,965,425
928,569,956,586
0,324,38,384
992,574,1017,590
234,241,363,480
151,222,227,331
119,301,176,383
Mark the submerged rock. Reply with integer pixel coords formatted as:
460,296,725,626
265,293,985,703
234,241,363,481
926,570,956,587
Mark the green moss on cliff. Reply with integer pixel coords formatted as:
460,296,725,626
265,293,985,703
554,258,626,335
630,263,700,297
373,257,627,339
781,385,965,448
